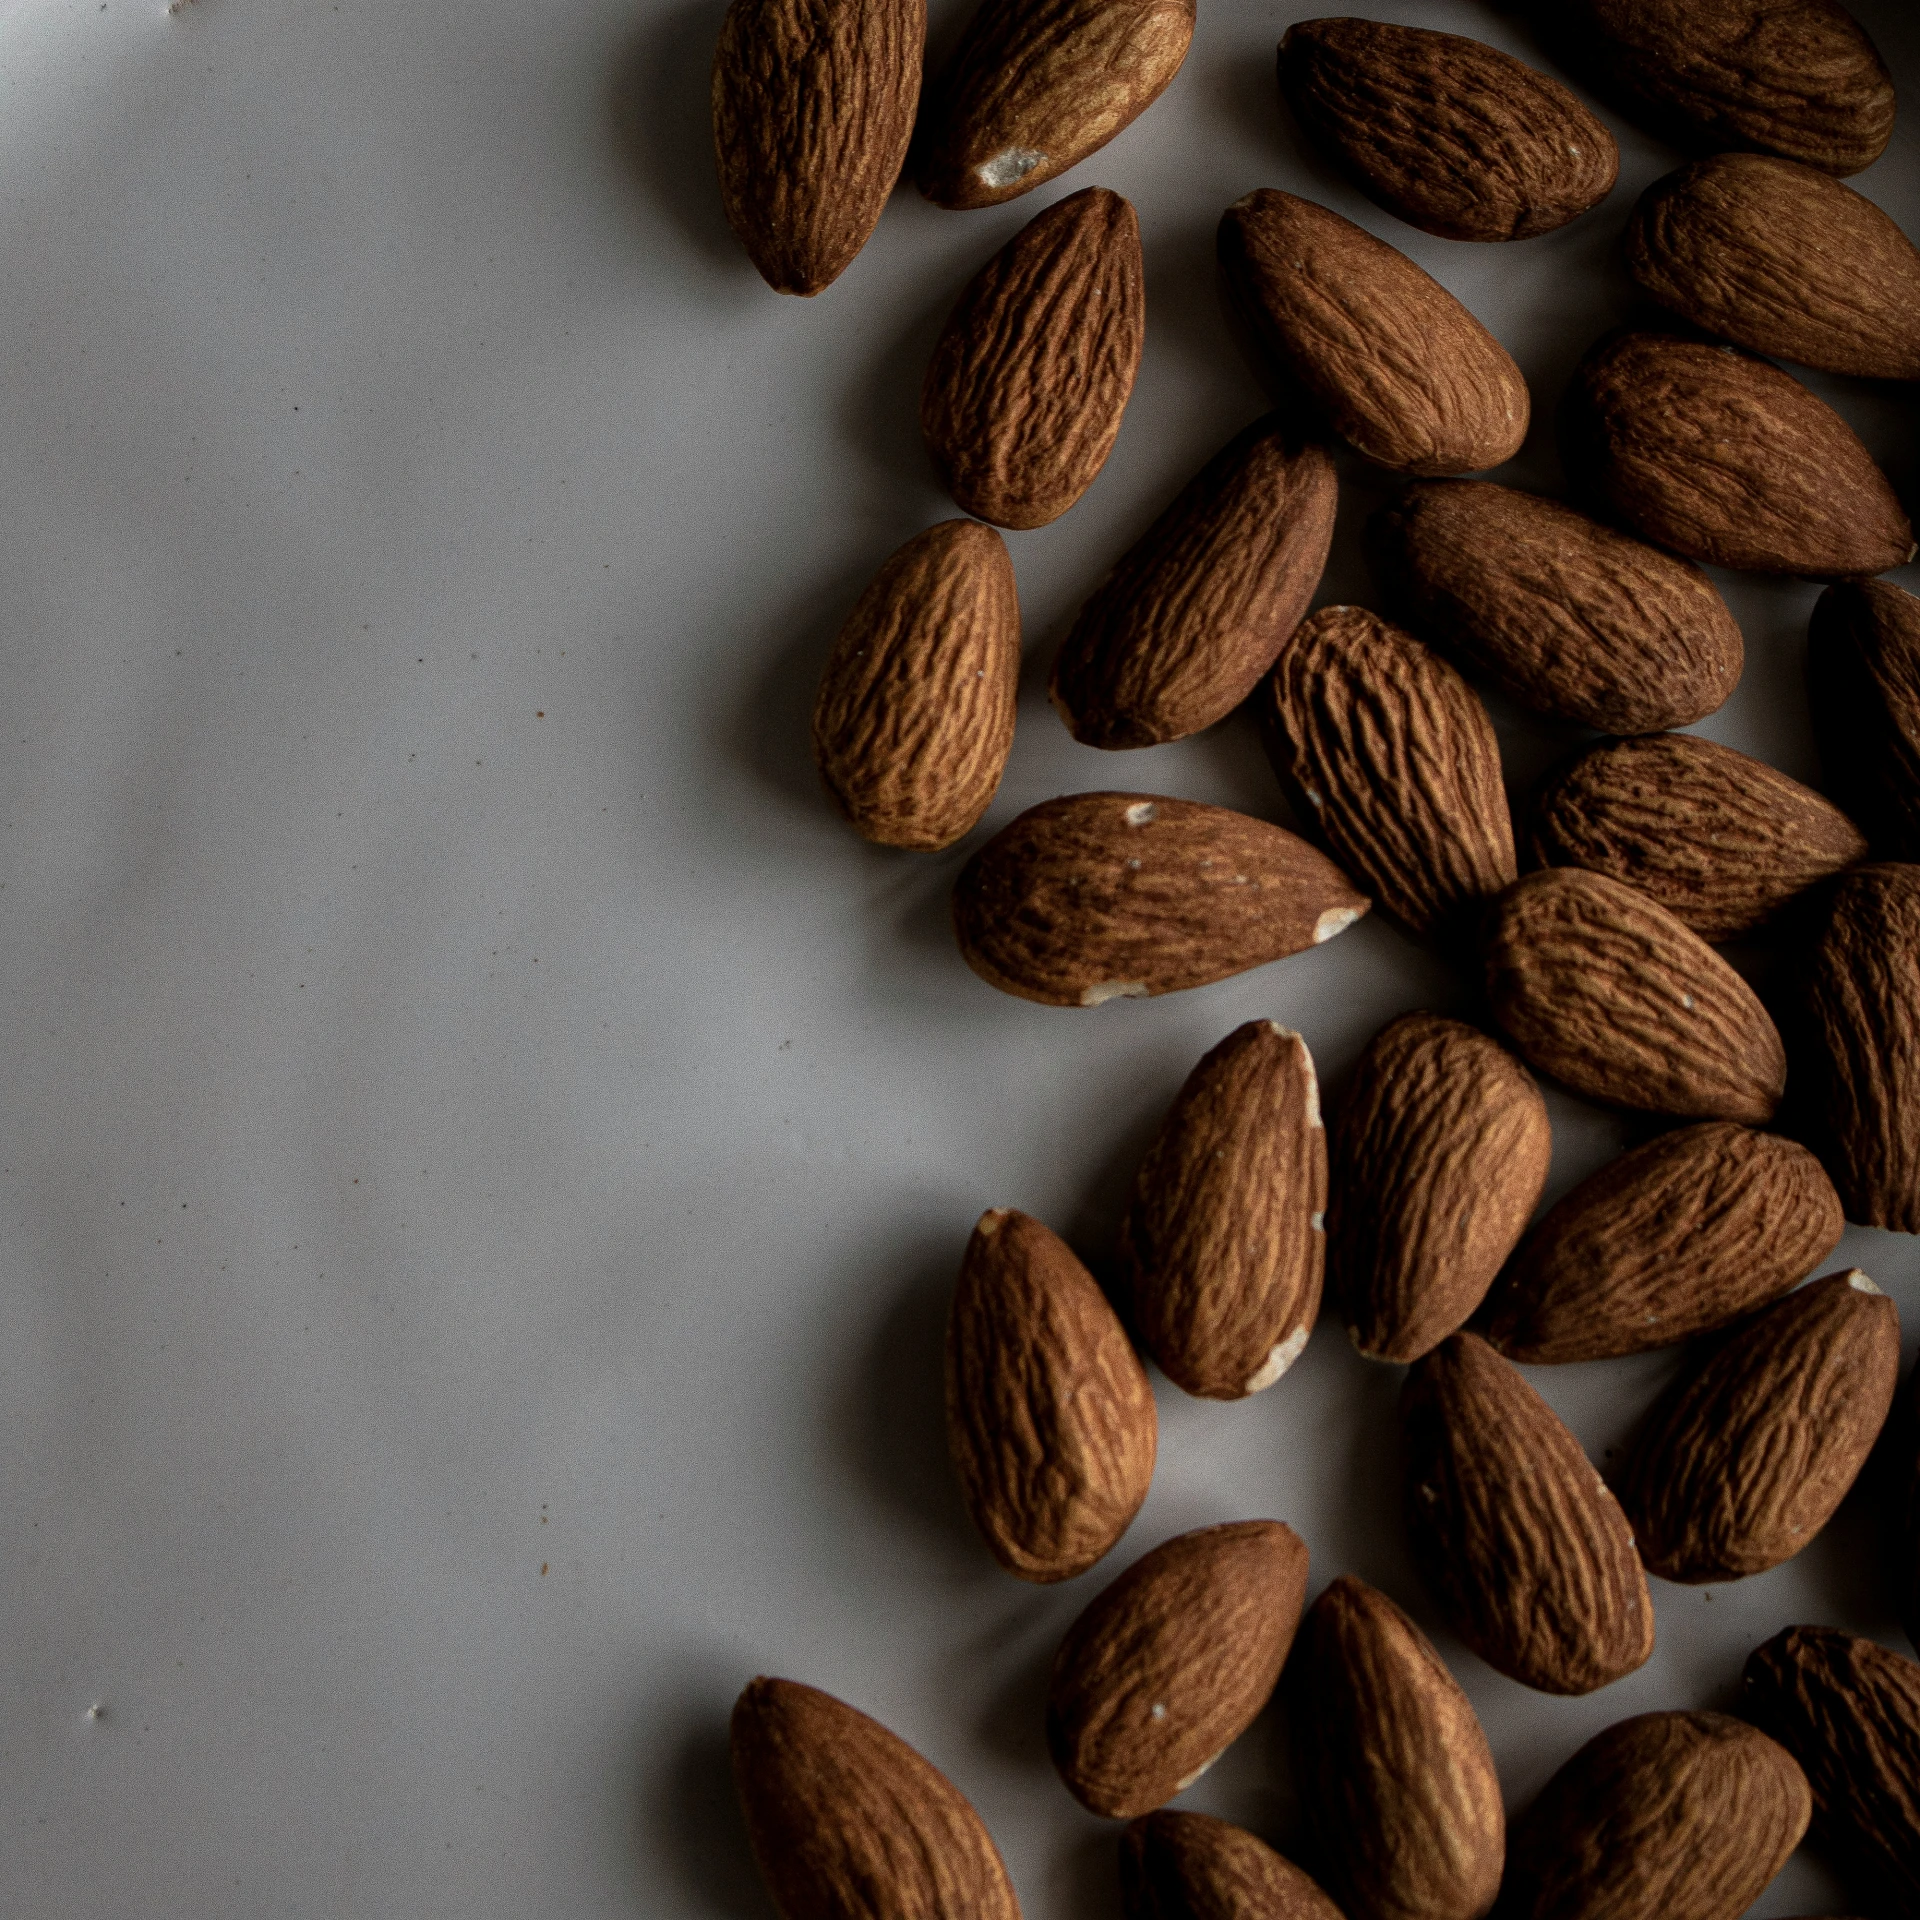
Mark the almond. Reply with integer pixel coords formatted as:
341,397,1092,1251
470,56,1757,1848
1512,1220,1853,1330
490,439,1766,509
1328,1013,1550,1366
1047,1520,1309,1818
1899,1364,1920,1654
731,1676,1022,1920
945,1208,1156,1583
1808,578,1920,861
1401,1332,1653,1695
921,187,1144,531
1480,1122,1844,1365
1120,1810,1342,1920
1218,191,1528,476
1049,417,1337,749
952,792,1369,1007
1278,19,1617,242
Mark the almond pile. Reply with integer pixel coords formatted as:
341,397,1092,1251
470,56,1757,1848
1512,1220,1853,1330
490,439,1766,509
712,0,1920,1915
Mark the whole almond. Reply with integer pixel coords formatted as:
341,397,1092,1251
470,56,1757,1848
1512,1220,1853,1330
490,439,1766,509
1218,191,1528,477
731,1676,1022,1920
1808,579,1920,861
1120,1811,1342,1920
710,0,924,295
922,188,1144,531
1278,19,1617,242
1117,1022,1325,1401
945,1208,1156,1582
1047,1520,1310,1818
1328,1013,1550,1365
1370,481,1742,734
1481,1122,1844,1364
1401,1332,1653,1695
812,519,1020,851
952,792,1369,1007
1049,417,1337,748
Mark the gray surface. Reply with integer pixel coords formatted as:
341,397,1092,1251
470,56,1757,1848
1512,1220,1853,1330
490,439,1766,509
2,0,1917,1911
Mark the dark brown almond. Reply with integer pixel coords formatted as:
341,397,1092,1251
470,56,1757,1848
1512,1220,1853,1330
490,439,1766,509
812,520,1021,851
1899,1364,1920,1654
1808,579,1920,862
1050,418,1337,748
1401,1332,1653,1695
1047,1520,1310,1819
1119,1811,1343,1920
945,1209,1156,1583
921,188,1145,531
1218,191,1528,476
1481,1122,1843,1364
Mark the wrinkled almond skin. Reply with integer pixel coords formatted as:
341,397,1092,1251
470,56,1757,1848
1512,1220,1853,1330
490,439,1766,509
1219,191,1528,476
1329,1014,1550,1366
1499,1710,1811,1920
1120,1811,1343,1920
812,520,1020,851
731,1677,1022,1920
1481,1122,1843,1364
1560,329,1915,580
952,792,1370,1007
914,0,1193,210
1484,867,1787,1124
1627,155,1920,380
1050,418,1337,749
1118,1022,1326,1401
1278,19,1617,242
922,188,1144,531
1287,1577,1504,1920
1526,733,1867,941
945,1209,1156,1583
1401,1333,1653,1695
1618,1269,1900,1583
1047,1520,1310,1819
1370,482,1742,734
1743,1626,1920,1919
1809,580,1920,862
711,0,924,295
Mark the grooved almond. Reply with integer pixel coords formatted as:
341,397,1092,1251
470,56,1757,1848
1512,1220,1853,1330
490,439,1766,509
1120,1810,1342,1920
1808,579,1920,862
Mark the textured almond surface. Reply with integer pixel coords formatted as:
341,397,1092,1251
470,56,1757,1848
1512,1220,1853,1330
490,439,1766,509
1120,1811,1343,1920
1482,1122,1843,1364
921,188,1144,531
1047,1520,1309,1819
1401,1332,1653,1695
812,519,1020,851
1218,190,1528,476
731,1676,1022,1920
953,792,1369,1006
1118,1022,1326,1401
1809,579,1920,861
1050,418,1337,748
1371,481,1742,733
944,1209,1156,1583
1329,1013,1549,1365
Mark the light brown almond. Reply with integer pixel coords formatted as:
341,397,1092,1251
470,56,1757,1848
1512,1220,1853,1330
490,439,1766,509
1120,1810,1343,1920
1808,578,1920,862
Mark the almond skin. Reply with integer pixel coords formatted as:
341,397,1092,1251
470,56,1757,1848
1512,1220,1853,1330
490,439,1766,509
1120,1811,1343,1920
1401,1332,1653,1696
1218,191,1528,476
1481,1122,1844,1365
1117,1022,1325,1401
945,1208,1156,1583
921,188,1144,531
711,0,925,295
1278,19,1617,242
1047,1520,1310,1819
952,792,1369,1007
1808,579,1920,862
1328,1013,1550,1366
812,520,1020,851
731,1676,1022,1920
1050,418,1337,749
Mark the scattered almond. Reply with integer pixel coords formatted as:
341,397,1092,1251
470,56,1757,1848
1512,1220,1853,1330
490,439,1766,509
1119,1810,1342,1920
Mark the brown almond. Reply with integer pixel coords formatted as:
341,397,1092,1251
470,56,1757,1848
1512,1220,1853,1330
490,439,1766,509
1218,191,1528,476
945,1208,1156,1583
1481,1122,1844,1365
1049,418,1337,749
1120,1810,1343,1920
710,0,924,295
952,792,1369,1007
1047,1520,1310,1819
1401,1332,1653,1695
1278,19,1617,242
1898,1364,1920,1654
921,188,1144,531
731,1676,1022,1920
1808,578,1920,862
811,519,1020,851
1328,1013,1550,1365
